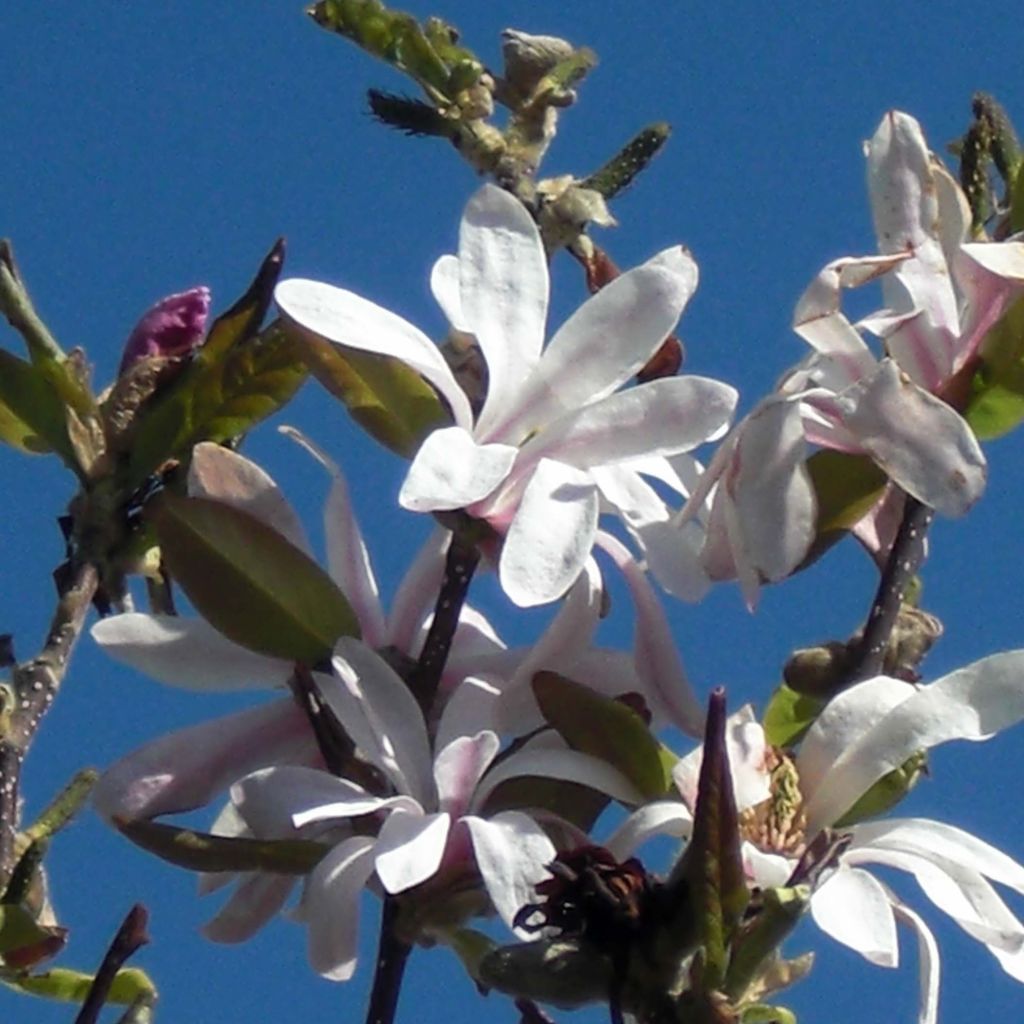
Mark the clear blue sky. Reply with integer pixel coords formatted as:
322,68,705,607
4,3,1024,1021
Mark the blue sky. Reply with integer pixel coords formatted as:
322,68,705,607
4,2,1024,1021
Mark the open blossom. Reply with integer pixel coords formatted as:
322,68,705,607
275,184,737,607
669,111,1024,605
214,637,643,978
606,650,1024,1024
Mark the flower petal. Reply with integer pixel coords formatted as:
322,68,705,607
274,278,473,430
430,253,469,332
202,873,294,944
458,185,549,437
605,801,692,860
888,893,941,1024
400,426,518,512
499,459,599,607
374,810,451,893
91,613,292,692
803,650,1024,832
303,836,377,981
434,732,501,818
465,811,557,933
811,866,898,966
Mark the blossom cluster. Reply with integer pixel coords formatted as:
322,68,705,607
89,111,1024,1024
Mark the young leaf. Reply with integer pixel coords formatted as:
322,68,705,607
532,671,675,800
0,904,66,969
295,326,449,457
0,349,76,462
4,967,155,1005
762,685,825,749
965,296,1024,439
153,493,360,661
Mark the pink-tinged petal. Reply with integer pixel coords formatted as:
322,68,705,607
434,732,501,818
458,185,549,438
443,606,507,688
474,745,643,809
91,613,292,692
499,459,599,608
605,801,692,860
639,519,710,603
434,676,502,753
954,246,1024,371
811,866,898,967
516,376,738,476
400,426,517,512
847,844,1024,953
281,427,386,647
959,239,1024,280
187,442,310,554
932,159,972,259
232,765,390,833
430,254,469,332
595,532,703,737
887,893,940,1024
374,810,450,893
837,358,986,516
488,247,698,444
119,286,210,373
849,818,1024,895
867,308,954,392
672,706,770,812
743,844,793,888
797,675,914,811
304,836,377,981
274,278,473,430
324,640,434,806
803,650,1024,832
388,528,449,656
465,811,557,933
202,873,294,943
93,698,313,822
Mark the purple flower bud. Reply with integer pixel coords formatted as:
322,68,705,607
118,286,211,374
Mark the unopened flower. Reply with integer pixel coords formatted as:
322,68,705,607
118,286,210,374
275,184,736,607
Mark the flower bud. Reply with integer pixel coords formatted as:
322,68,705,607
118,286,210,374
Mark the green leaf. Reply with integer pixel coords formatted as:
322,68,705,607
296,326,449,458
666,689,748,990
4,967,155,1005
0,349,76,460
741,1004,797,1024
762,685,825,749
832,750,927,827
532,671,675,800
125,241,287,488
153,492,360,661
965,296,1024,440
116,818,330,874
0,904,66,969
482,775,609,835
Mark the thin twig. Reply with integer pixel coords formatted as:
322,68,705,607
365,896,413,1024
74,904,150,1024
0,560,98,882
516,998,556,1024
408,530,480,712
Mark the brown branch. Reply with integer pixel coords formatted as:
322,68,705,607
0,559,98,882
74,904,150,1024
365,896,413,1024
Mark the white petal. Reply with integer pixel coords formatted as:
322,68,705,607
387,527,449,655
400,426,518,512
374,810,450,893
188,442,310,553
804,650,1024,832
274,278,473,430
430,253,469,331
499,459,599,607
202,873,294,943
91,613,291,691
434,732,501,818
281,426,386,647
304,836,377,981
811,866,898,966
605,801,692,860
888,893,941,1024
324,639,434,806
435,676,503,752
458,185,549,437
490,247,698,442
93,698,312,822
465,811,557,933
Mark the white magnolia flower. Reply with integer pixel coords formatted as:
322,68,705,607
221,637,644,979
275,184,737,607
607,651,1024,1024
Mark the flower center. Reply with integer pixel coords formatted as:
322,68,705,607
738,748,807,859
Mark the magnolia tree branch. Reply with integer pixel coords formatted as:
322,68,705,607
365,896,413,1024
847,495,934,683
74,903,150,1024
0,559,99,881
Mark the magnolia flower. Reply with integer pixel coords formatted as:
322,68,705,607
275,184,737,607
606,650,1024,1024
218,637,643,978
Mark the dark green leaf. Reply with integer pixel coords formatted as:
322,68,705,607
482,776,608,835
762,685,825,749
116,818,330,874
532,671,674,800
4,967,155,1005
296,325,449,458
154,493,360,661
